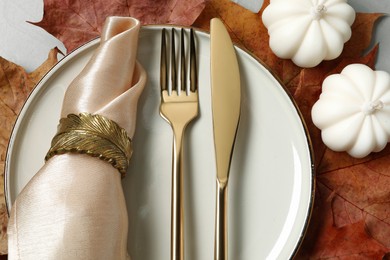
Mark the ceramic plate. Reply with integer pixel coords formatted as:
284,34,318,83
5,26,314,259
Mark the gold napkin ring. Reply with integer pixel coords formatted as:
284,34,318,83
45,113,132,178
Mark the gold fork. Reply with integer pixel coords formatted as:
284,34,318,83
159,28,198,260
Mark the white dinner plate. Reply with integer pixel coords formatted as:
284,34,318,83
5,26,314,259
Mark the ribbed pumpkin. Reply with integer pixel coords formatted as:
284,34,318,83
262,0,356,68
312,64,390,158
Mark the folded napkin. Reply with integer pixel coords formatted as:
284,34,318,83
8,16,146,259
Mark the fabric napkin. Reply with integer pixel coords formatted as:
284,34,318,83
7,16,146,259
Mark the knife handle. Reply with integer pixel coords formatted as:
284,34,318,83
215,180,228,260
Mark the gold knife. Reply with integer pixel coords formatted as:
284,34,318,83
210,18,241,260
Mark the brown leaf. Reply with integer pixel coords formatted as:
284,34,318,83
297,183,389,259
0,48,58,253
35,0,207,52
343,13,384,58
194,0,389,257
318,153,390,248
28,47,60,84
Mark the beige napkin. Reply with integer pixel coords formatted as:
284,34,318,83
7,16,146,259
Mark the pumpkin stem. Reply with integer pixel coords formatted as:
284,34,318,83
362,100,384,115
311,4,327,20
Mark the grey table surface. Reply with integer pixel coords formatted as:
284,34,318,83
350,0,390,71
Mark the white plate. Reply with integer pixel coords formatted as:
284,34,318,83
5,26,314,259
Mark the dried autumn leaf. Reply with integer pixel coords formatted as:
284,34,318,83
194,0,389,257
298,183,389,259
0,48,58,254
316,152,390,245
0,0,65,72
35,0,207,52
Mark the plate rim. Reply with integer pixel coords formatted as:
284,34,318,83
228,31,315,258
4,25,315,259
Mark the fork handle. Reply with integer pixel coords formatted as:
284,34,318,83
215,180,228,260
171,126,185,260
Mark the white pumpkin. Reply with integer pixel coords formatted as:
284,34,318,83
312,64,390,158
262,0,356,68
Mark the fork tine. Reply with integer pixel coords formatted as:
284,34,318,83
159,27,199,260
171,28,178,92
180,29,187,92
190,28,197,92
160,28,168,91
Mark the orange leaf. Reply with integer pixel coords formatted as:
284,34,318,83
0,48,58,253
297,183,389,259
317,152,390,247
297,183,389,260
35,0,207,52
343,13,384,58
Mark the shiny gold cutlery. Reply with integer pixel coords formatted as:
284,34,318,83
160,28,198,260
210,18,241,260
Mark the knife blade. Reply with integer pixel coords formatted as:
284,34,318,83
210,18,241,260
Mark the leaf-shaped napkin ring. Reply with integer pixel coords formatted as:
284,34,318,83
45,113,133,177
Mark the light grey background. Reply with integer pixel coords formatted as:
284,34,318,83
0,0,388,72
344,0,389,71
